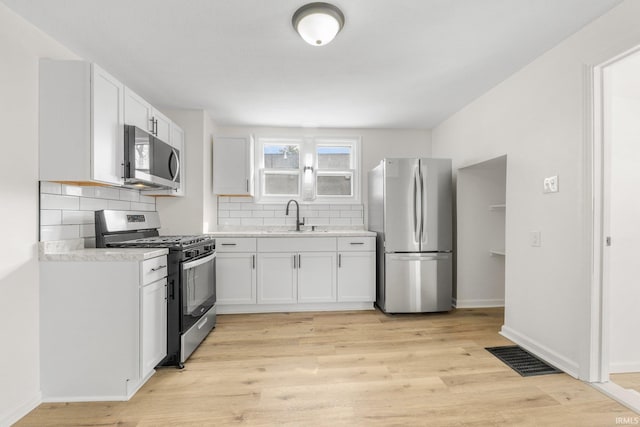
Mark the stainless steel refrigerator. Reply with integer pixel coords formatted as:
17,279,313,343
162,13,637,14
368,158,453,313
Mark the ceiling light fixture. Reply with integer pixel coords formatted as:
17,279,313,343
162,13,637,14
292,2,345,47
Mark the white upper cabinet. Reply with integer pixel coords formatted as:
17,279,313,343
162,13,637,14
123,88,153,133
124,88,171,143
213,136,254,195
39,60,125,186
153,110,171,143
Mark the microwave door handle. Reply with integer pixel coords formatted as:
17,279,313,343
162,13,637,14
170,148,180,182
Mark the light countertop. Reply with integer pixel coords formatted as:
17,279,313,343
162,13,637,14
39,239,168,262
208,229,376,238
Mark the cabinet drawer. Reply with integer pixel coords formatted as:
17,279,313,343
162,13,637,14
337,237,375,252
257,237,336,252
216,237,257,253
141,256,168,285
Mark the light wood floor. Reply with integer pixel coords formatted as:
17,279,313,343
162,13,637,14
18,308,636,426
612,373,640,394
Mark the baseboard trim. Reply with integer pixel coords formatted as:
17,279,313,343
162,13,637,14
0,391,41,427
452,298,504,308
592,381,640,415
500,325,580,378
42,394,129,403
217,302,374,314
610,362,640,374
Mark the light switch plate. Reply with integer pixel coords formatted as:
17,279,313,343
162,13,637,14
543,175,559,193
530,231,542,247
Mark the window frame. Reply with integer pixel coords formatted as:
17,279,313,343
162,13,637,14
255,136,361,204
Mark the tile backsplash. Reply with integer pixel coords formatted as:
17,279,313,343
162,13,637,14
217,197,364,228
39,182,156,247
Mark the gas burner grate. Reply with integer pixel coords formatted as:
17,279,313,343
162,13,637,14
485,345,562,377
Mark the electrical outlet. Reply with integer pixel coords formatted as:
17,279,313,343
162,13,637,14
543,175,559,193
530,231,542,247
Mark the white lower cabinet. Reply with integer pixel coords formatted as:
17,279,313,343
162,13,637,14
215,235,375,313
297,252,337,302
215,238,257,305
257,252,297,303
40,254,167,401
337,252,376,301
141,278,167,378
256,251,337,304
217,252,257,304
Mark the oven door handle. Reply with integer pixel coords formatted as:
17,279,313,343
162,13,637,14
183,253,216,270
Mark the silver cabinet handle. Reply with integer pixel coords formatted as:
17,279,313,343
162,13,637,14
293,254,297,269
298,254,301,269
221,243,237,246
150,264,167,272
246,179,249,192
149,117,155,134
338,254,341,268
349,242,364,245
252,254,255,269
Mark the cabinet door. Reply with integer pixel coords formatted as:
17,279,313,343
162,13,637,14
124,87,153,133
141,278,167,378
297,252,337,303
217,253,256,304
213,136,253,195
152,109,172,143
91,64,124,185
337,252,376,302
257,252,296,304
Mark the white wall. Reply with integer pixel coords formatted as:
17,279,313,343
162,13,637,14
0,3,78,425
608,53,640,373
157,109,217,235
214,126,432,225
456,156,506,308
431,0,640,379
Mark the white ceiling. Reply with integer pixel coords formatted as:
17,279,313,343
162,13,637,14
3,0,622,129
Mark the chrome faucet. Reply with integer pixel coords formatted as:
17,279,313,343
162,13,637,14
285,199,304,231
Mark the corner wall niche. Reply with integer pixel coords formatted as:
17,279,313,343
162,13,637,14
455,155,506,308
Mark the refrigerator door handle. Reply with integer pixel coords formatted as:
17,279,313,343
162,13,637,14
418,164,425,244
388,253,450,261
413,166,420,242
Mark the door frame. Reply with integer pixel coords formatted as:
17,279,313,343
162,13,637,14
587,44,640,384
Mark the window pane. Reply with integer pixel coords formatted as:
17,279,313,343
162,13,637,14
264,144,299,169
317,174,352,196
264,173,299,195
317,146,351,169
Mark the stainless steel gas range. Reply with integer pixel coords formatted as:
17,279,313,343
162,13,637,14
95,210,216,368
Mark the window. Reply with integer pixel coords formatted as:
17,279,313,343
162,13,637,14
256,136,360,203
261,142,301,196
315,143,354,198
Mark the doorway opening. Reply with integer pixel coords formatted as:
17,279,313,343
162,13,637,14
591,45,640,412
455,155,507,314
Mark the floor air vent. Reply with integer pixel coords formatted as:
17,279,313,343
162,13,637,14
485,345,562,377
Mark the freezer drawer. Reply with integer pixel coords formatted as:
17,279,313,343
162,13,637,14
381,253,452,313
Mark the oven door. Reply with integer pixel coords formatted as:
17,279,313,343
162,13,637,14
181,252,216,332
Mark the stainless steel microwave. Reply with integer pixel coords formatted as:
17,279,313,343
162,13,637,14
124,125,180,190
